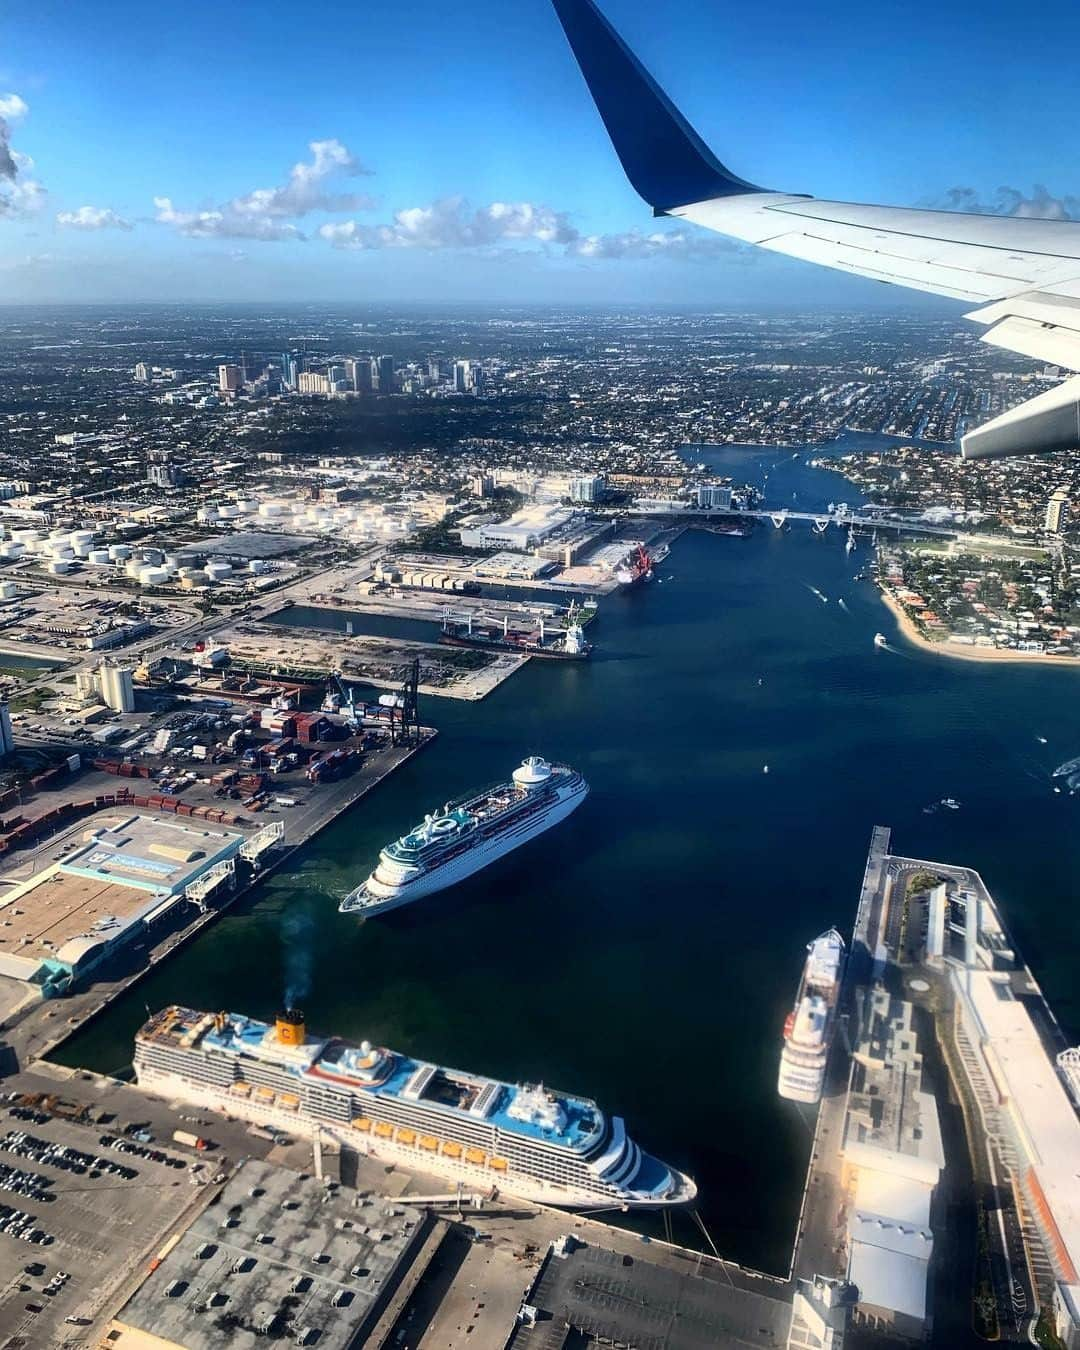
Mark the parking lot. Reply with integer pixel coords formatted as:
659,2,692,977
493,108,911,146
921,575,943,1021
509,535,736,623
0,1104,209,1346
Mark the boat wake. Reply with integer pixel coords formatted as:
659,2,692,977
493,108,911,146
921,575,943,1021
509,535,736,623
923,798,962,815
804,584,828,605
837,598,850,613
1052,756,1080,793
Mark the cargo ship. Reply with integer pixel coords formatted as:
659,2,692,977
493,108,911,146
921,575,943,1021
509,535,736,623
340,755,588,917
615,544,653,590
439,609,590,660
778,928,846,1104
134,1006,697,1210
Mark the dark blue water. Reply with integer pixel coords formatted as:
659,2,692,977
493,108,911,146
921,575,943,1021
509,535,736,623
54,445,1080,1278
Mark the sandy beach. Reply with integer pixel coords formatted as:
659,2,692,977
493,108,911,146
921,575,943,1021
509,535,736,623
878,589,1080,668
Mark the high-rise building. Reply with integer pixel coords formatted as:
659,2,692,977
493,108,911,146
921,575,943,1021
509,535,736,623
1045,488,1070,534
147,463,182,488
453,360,472,394
298,372,330,396
350,358,374,394
570,475,604,504
0,702,13,758
376,355,395,393
427,358,442,382
696,484,733,509
280,352,300,390
134,362,152,383
218,364,242,394
100,661,135,714
470,473,494,499
327,364,349,393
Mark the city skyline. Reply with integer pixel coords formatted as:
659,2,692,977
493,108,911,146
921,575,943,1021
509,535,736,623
3,0,1080,304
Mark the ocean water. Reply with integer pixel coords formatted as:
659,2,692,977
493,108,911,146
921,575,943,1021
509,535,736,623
54,444,1080,1276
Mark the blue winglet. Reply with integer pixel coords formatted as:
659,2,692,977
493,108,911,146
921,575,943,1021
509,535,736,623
551,0,766,212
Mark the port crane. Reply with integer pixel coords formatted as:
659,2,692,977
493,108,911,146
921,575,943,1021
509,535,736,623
322,671,361,733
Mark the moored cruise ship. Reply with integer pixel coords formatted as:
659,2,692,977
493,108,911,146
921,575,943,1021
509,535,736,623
340,757,588,918
778,928,846,1104
134,1006,696,1210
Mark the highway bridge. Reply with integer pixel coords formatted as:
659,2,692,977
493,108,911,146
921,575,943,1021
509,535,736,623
637,505,957,538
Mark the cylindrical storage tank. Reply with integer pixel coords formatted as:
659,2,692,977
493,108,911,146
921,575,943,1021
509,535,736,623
49,545,75,561
258,503,284,519
48,529,70,543
236,499,257,513
125,559,142,579
139,565,169,586
177,566,200,581
0,542,24,560
163,554,181,572
70,530,96,548
88,548,111,565
205,561,232,581
108,544,132,561
218,505,241,519
248,559,269,575
13,528,41,544
196,506,219,523
47,559,72,575
140,547,164,565
0,581,17,600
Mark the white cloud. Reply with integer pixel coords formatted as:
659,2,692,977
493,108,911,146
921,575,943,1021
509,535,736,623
320,196,739,262
57,205,132,231
155,138,373,241
935,184,1080,221
0,94,28,121
0,96,45,218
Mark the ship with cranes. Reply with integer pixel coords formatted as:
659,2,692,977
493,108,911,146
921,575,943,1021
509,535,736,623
134,1006,696,1210
340,755,588,917
615,544,654,590
438,602,592,660
778,928,846,1104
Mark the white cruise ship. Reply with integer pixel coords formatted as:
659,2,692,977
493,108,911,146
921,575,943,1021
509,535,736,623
778,928,846,1104
134,1007,696,1211
340,757,588,917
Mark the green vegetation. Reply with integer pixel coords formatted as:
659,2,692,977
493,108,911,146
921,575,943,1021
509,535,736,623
1034,1309,1065,1350
0,665,46,681
908,871,944,895
9,686,53,714
972,1204,1000,1340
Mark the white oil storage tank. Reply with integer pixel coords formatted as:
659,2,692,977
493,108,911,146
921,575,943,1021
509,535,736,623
0,581,17,600
139,565,170,586
108,544,132,561
48,559,72,575
205,561,232,582
88,548,111,565
0,542,24,560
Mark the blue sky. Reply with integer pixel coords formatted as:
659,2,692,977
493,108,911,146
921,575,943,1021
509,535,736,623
1,0,1078,304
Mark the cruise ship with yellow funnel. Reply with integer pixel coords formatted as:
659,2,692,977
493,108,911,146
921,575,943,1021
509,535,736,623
340,756,589,917
134,1006,696,1210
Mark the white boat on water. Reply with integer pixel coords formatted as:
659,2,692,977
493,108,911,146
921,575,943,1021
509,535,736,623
778,929,846,1104
340,757,589,917
874,632,888,648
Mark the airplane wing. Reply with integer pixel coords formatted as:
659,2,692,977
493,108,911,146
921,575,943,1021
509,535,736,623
551,0,1080,459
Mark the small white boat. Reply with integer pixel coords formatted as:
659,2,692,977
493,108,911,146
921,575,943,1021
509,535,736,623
874,633,888,648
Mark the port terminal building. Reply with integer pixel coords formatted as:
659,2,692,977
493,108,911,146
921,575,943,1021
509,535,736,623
106,1159,430,1350
888,844,1080,1347
0,813,244,996
840,987,943,1340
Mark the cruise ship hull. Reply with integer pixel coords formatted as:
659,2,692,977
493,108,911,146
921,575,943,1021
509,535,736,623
341,777,589,917
135,1065,695,1210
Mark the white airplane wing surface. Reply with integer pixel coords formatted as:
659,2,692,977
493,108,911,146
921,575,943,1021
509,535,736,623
551,0,1080,459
